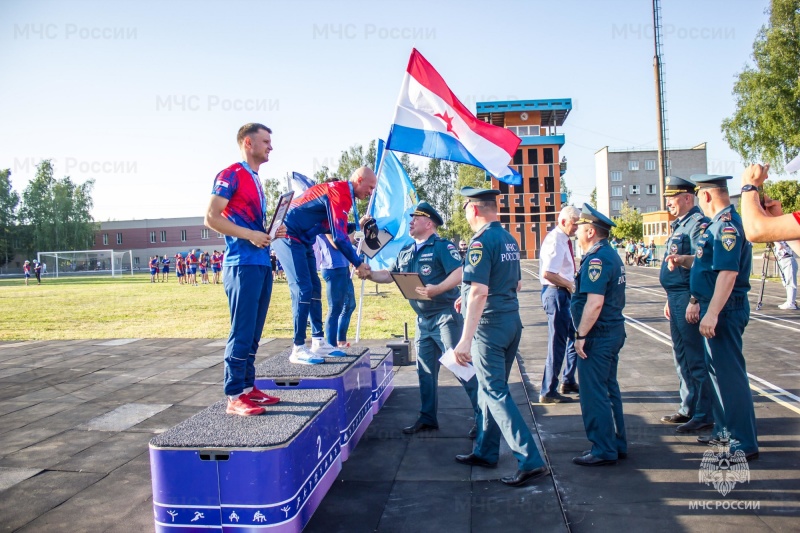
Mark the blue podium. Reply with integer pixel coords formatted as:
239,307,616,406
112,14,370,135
149,389,340,532
370,348,394,414
255,347,373,462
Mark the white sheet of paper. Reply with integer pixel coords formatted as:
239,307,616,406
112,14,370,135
439,348,476,382
786,153,800,174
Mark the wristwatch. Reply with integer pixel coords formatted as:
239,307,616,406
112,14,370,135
575,333,587,340
689,296,699,305
741,184,759,193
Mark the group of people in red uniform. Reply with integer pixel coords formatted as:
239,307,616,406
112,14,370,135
149,250,224,285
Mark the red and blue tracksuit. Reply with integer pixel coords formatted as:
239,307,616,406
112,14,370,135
211,161,272,397
149,258,158,276
272,181,361,346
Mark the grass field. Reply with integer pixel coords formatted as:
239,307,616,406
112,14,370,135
0,273,417,341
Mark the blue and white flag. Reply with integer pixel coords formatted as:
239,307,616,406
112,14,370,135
290,171,315,193
367,140,418,270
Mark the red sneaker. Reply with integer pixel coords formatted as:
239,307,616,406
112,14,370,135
247,387,280,405
226,394,266,416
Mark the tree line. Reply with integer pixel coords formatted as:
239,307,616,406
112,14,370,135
0,160,96,271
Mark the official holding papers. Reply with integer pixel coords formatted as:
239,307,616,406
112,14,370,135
361,201,480,437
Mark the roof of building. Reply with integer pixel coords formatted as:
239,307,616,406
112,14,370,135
476,99,571,127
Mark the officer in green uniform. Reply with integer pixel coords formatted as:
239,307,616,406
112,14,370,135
453,187,549,487
571,204,627,466
658,176,715,433
668,175,758,459
364,201,479,436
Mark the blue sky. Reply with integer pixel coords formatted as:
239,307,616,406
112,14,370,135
0,0,773,221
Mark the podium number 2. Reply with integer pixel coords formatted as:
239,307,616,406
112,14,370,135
317,436,322,459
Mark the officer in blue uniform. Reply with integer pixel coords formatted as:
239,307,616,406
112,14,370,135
453,187,549,487
571,204,627,466
364,201,479,436
658,176,715,433
669,175,758,459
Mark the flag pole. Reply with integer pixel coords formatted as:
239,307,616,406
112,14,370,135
354,141,389,343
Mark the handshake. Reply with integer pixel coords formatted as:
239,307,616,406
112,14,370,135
354,263,372,279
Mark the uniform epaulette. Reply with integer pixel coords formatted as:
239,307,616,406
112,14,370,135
719,212,732,222
472,226,489,240
692,212,703,221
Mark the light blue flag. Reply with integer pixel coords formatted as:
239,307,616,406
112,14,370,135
367,140,419,270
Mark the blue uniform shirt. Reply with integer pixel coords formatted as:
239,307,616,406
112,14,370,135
571,239,626,335
392,233,463,318
689,205,751,303
461,221,521,315
659,206,709,291
317,235,353,270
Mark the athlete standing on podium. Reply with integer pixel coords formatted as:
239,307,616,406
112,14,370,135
205,123,285,417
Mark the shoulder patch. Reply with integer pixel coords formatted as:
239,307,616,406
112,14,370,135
588,259,603,281
449,248,462,260
468,247,483,266
470,241,483,249
699,222,708,229
720,212,732,222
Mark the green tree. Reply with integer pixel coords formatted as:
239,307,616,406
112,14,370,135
561,176,572,205
764,179,800,213
18,160,96,256
440,165,485,242
0,169,19,270
610,202,643,241
416,159,457,226
721,0,800,172
589,187,597,208
265,176,289,212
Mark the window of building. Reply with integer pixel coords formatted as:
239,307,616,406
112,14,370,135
517,126,529,136
666,159,672,169
161,231,167,242
645,159,656,171
201,229,209,240
628,161,639,171
630,184,640,195
611,186,623,197
611,200,623,211
507,126,517,135
133,257,140,266
217,232,223,238
102,233,108,246
647,184,657,194
513,149,523,165
181,230,187,242
150,231,156,244
116,233,122,245
527,148,538,165
646,205,657,213
543,148,554,165
544,177,555,193
610,171,622,181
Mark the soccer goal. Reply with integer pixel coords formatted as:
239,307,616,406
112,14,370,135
36,249,134,277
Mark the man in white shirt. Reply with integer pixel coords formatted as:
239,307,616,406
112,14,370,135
774,241,798,310
538,206,581,403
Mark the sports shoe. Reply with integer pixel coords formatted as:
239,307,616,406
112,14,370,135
226,394,266,416
311,339,347,357
246,387,280,405
778,302,798,310
290,345,325,365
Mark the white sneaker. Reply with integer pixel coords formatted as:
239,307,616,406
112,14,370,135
311,339,347,357
778,302,798,310
289,345,325,365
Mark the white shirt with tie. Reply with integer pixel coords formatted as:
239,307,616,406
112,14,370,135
539,226,575,285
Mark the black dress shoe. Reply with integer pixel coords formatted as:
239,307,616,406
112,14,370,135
676,419,714,433
455,453,497,468
402,421,439,435
557,382,580,394
573,453,617,466
582,449,627,459
538,393,574,404
661,413,691,424
468,424,477,439
501,466,550,486
697,435,723,445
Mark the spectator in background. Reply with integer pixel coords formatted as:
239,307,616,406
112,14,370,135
33,260,42,285
23,260,31,286
149,256,158,283
175,254,185,285
774,241,798,310
458,239,468,260
161,255,170,282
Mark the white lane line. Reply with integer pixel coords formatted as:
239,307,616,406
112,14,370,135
752,311,800,328
623,314,800,416
749,315,800,333
775,347,797,355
